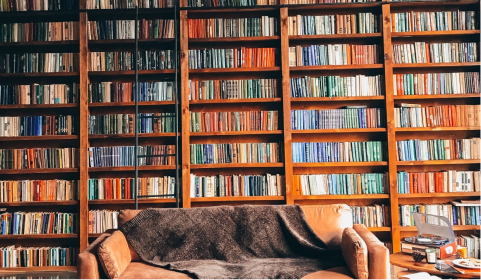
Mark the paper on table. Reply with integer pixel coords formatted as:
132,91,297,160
402,272,441,279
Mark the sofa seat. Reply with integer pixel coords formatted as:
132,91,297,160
119,262,354,279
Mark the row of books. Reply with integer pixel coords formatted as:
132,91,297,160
86,0,175,9
293,173,388,195
0,53,79,73
391,11,478,32
87,19,175,40
188,48,277,69
0,115,75,136
287,0,377,4
187,0,275,7
189,174,284,198
188,79,278,100
289,44,380,66
397,170,480,194
351,205,390,228
88,113,176,135
0,0,78,11
88,209,118,234
392,42,478,63
0,246,77,268
395,104,480,128
456,235,480,259
88,145,175,167
190,111,278,132
88,81,175,103
0,22,79,42
188,17,278,38
396,138,480,161
393,72,480,96
288,13,379,36
0,180,77,202
0,84,79,105
0,212,76,235
190,143,281,164
88,176,175,200
292,141,385,163
0,148,78,169
89,51,176,71
399,202,480,226
291,108,383,130
290,75,382,97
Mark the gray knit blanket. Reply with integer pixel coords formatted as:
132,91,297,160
120,205,344,279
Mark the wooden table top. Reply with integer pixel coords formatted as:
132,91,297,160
390,252,481,279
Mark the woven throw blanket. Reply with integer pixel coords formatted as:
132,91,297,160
121,205,344,279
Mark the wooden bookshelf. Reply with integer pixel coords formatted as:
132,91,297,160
0,234,78,240
0,0,479,272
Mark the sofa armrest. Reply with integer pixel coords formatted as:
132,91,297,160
78,233,112,279
353,224,390,279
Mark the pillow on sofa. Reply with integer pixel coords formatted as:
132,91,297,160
341,227,368,279
98,230,132,279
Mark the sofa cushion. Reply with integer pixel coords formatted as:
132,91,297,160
119,262,193,279
301,266,354,279
98,231,132,279
119,262,353,279
341,227,368,279
300,204,353,249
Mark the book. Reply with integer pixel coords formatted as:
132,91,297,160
188,48,277,69
188,17,278,38
188,0,277,8
393,72,480,96
89,113,175,134
189,79,278,100
190,143,281,164
89,51,176,71
0,53,79,73
290,75,383,97
87,0,175,9
288,13,379,35
88,176,175,200
0,212,77,235
190,110,278,132
0,179,77,202
87,145,176,167
289,44,380,66
291,108,383,130
0,148,78,169
394,104,480,128
456,235,480,258
0,22,79,42
0,115,75,136
399,203,480,226
351,205,390,228
397,171,480,194
292,141,385,162
293,173,388,195
392,42,478,63
88,19,175,40
392,10,478,32
88,81,174,103
0,246,77,268
0,0,79,11
396,138,480,161
88,210,118,234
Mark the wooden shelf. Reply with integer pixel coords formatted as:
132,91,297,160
289,33,382,40
290,64,383,71
0,40,79,48
393,94,480,100
397,160,480,166
291,96,384,102
189,36,279,43
395,127,479,132
190,98,281,104
89,166,176,172
88,198,176,204
190,130,283,136
393,62,480,68
88,101,175,107
191,196,285,202
89,38,175,45
0,135,78,141
398,192,480,198
0,234,77,239
89,69,175,76
292,128,386,134
392,30,480,38
0,266,77,272
0,168,78,175
190,163,284,169
293,162,388,167
294,194,389,200
189,67,280,74
0,72,79,78
400,225,480,232
390,0,479,8
89,133,177,139
0,104,78,109
367,227,391,232
0,201,78,206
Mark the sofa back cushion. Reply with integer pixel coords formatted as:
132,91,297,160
97,230,132,279
300,204,353,249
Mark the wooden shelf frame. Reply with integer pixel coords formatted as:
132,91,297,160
0,2,479,269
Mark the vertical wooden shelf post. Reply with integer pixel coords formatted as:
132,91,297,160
280,7,294,205
180,10,191,208
79,9,89,250
382,3,400,253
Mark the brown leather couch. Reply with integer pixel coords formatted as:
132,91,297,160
78,204,390,279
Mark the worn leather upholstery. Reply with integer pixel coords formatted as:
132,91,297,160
119,262,193,279
353,224,390,279
301,266,354,279
341,227,369,279
118,209,142,261
77,232,111,279
300,204,353,249
97,230,132,279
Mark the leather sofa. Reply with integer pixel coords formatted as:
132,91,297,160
78,204,390,279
